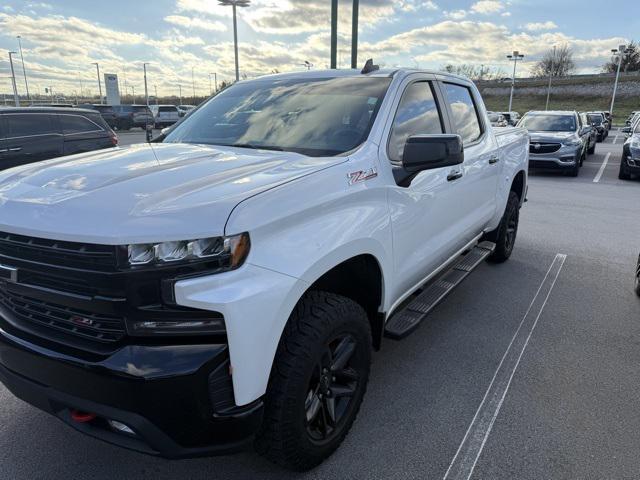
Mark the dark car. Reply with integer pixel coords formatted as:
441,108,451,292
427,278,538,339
586,112,608,142
78,104,118,129
619,120,640,180
603,111,612,130
636,255,640,296
112,105,154,130
0,107,117,171
580,113,597,153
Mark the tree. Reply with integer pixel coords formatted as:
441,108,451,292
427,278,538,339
602,40,640,73
531,45,576,78
440,63,506,81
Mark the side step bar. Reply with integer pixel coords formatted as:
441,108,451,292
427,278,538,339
384,241,496,340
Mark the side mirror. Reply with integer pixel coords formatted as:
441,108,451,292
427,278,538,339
402,135,464,173
622,126,632,134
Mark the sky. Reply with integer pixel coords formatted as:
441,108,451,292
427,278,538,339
0,0,637,100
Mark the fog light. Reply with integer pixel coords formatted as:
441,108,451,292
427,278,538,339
108,420,136,436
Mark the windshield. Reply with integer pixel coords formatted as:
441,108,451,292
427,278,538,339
519,114,576,132
163,77,391,157
587,114,602,125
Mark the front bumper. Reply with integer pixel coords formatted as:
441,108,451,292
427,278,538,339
529,146,581,170
0,325,263,458
623,155,640,173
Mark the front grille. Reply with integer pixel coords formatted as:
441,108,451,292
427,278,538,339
0,231,118,271
0,287,126,344
530,143,561,154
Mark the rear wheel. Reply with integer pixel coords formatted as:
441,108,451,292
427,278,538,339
255,291,371,471
485,191,520,263
588,140,596,155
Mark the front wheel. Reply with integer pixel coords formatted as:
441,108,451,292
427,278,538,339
619,160,631,180
255,291,372,471
588,141,596,155
485,191,520,263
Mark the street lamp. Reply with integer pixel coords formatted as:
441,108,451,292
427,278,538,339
16,36,30,104
506,51,524,113
92,62,103,104
545,45,556,111
209,72,218,94
301,61,314,71
192,66,196,102
351,0,359,69
8,51,20,107
143,62,150,106
219,0,251,82
610,44,630,117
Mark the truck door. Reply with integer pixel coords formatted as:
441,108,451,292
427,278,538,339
439,81,499,235
384,78,473,298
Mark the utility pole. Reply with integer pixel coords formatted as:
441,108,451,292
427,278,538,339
154,85,158,105
545,46,556,111
16,36,30,104
8,51,20,107
610,44,629,117
351,0,359,69
506,51,524,113
92,62,103,104
330,0,338,69
179,84,182,105
143,62,150,106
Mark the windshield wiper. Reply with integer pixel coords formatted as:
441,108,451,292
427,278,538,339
231,143,285,152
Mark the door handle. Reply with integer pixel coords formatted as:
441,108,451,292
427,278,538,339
8,148,22,152
489,156,500,164
447,170,463,182
0,149,8,153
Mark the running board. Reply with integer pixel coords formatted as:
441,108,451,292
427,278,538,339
384,241,496,340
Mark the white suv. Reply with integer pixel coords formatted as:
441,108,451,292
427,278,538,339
150,104,180,128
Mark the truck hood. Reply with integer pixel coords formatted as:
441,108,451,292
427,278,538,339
527,131,575,143
0,143,344,244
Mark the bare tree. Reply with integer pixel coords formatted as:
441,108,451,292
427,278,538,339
440,63,506,81
531,45,576,78
602,40,640,73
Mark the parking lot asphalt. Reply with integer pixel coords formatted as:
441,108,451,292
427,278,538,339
1,132,639,480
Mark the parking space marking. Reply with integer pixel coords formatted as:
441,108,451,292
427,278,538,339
612,135,618,144
593,152,611,183
442,253,567,480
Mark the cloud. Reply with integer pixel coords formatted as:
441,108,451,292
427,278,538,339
524,21,558,31
444,10,467,20
470,1,505,14
164,15,226,32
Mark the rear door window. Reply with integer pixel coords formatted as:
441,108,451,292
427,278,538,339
60,114,103,135
442,83,483,145
387,81,444,162
159,106,177,113
6,114,58,138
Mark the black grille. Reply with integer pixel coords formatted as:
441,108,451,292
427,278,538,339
0,287,126,344
0,231,118,271
530,143,561,154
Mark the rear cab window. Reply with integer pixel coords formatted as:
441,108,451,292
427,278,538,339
442,83,483,145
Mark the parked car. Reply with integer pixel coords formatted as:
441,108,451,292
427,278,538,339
580,113,598,153
626,111,639,126
177,105,196,117
488,112,508,127
635,254,640,296
0,68,529,471
501,111,521,126
112,104,154,130
619,120,640,180
586,112,608,142
149,104,180,128
603,111,612,129
519,110,592,176
30,103,74,108
625,113,640,137
77,104,118,129
0,107,117,171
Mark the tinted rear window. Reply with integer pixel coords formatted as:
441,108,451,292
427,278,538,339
94,106,115,114
5,113,58,137
159,106,178,112
132,106,151,113
60,114,104,134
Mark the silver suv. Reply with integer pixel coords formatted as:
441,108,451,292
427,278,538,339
518,110,593,177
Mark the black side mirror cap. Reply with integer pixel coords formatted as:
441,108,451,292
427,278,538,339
402,134,464,174
622,127,632,133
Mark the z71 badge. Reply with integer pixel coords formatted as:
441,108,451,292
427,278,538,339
348,167,378,185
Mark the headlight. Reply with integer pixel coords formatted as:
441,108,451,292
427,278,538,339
126,232,250,269
563,136,582,147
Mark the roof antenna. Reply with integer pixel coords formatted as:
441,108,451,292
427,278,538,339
361,59,379,75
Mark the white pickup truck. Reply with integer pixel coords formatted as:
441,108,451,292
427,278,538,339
0,66,528,471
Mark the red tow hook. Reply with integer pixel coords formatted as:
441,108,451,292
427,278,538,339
70,410,97,423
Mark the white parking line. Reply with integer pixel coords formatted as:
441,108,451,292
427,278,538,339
593,152,611,183
442,254,567,480
612,135,618,144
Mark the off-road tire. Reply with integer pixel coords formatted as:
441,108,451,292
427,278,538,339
485,191,520,263
255,291,372,471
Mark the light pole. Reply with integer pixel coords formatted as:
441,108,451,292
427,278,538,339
143,62,150,106
191,67,196,102
545,46,556,111
92,62,103,104
154,85,158,105
351,0,359,69
8,51,20,106
209,72,218,94
506,51,524,112
219,0,251,82
16,36,30,104
330,0,338,68
301,61,313,71
179,84,182,105
610,44,630,117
